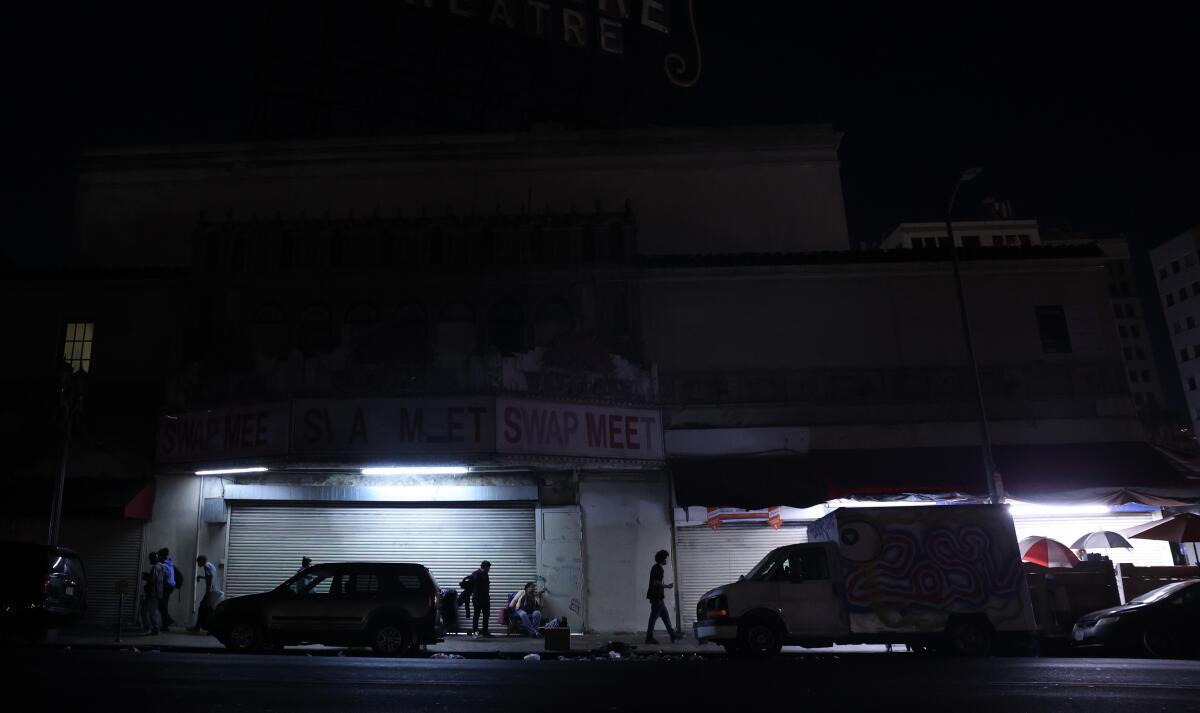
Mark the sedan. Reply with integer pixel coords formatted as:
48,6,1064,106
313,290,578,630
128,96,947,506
1072,579,1200,658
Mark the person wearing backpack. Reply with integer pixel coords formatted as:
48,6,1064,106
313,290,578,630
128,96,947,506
157,547,179,631
458,572,475,631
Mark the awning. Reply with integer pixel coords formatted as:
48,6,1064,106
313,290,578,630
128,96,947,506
1,478,155,521
670,442,1200,509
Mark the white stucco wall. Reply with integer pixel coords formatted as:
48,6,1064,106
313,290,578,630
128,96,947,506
144,474,227,629
579,471,674,634
536,505,585,633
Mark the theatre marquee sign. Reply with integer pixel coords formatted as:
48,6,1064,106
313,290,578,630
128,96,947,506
157,397,662,465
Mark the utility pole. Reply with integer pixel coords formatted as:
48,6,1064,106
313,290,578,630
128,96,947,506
946,168,1006,504
48,363,85,546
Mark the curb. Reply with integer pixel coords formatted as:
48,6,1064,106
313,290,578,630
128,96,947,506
39,642,729,659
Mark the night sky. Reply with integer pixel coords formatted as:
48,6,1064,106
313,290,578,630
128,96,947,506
5,3,1198,264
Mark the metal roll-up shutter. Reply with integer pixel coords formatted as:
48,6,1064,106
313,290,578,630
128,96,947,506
225,505,536,601
60,520,144,626
675,523,809,628
1012,512,1174,567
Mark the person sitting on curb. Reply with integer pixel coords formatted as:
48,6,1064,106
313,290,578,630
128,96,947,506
508,581,547,637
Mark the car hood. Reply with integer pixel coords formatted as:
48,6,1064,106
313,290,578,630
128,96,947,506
1079,601,1153,623
700,579,755,600
219,591,273,609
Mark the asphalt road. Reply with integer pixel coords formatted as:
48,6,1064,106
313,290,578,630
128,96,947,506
7,649,1200,713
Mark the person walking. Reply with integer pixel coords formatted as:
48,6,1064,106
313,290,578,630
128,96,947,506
142,552,164,634
645,549,681,645
157,548,177,631
469,560,492,637
190,555,223,632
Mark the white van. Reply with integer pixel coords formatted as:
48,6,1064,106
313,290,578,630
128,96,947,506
693,505,1037,656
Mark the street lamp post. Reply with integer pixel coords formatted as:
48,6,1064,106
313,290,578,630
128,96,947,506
945,168,1006,504
48,364,84,546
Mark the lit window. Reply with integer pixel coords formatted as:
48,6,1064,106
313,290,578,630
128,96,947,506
62,322,94,373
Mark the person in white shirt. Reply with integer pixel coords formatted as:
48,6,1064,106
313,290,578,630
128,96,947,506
190,555,223,632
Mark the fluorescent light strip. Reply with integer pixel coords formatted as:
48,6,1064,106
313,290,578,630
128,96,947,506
361,466,470,476
194,466,269,476
1007,503,1111,517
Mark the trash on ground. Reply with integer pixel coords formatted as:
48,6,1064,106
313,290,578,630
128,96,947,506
607,650,622,660
523,653,541,661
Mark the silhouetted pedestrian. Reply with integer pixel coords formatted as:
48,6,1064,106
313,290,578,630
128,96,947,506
157,548,177,630
469,560,492,637
142,552,164,634
190,555,223,632
645,549,681,644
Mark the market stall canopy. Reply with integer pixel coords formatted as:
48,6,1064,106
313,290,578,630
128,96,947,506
670,442,1200,509
1019,536,1080,568
1120,513,1200,543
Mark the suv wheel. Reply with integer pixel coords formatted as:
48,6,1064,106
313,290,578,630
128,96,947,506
738,620,782,657
225,621,264,652
371,622,411,657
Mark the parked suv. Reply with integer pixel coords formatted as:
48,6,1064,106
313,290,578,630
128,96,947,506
209,562,444,655
0,541,87,643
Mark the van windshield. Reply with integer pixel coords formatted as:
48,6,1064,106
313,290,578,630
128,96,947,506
746,551,783,581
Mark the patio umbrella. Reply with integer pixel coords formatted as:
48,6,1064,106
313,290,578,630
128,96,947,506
1070,531,1133,549
1019,536,1080,567
1120,513,1200,543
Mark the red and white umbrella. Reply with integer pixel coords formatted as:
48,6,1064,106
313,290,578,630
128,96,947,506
1019,536,1080,568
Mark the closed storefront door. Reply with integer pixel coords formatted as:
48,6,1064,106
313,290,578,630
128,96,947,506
60,520,145,627
675,523,809,628
224,504,537,603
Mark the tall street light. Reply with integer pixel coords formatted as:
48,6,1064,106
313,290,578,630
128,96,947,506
48,363,85,546
945,167,1005,504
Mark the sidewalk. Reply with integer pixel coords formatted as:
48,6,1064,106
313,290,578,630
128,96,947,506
45,627,891,658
